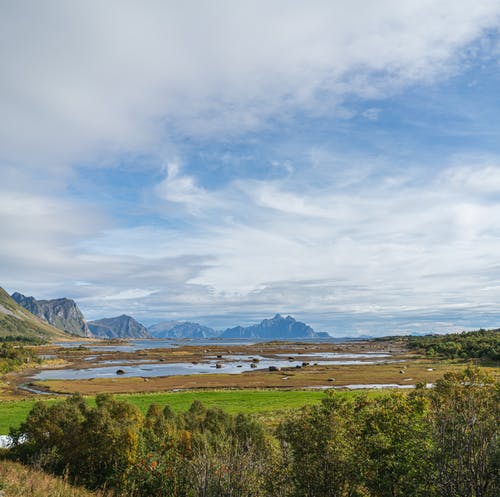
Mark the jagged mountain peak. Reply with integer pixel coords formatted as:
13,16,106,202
11,291,92,337
88,315,150,339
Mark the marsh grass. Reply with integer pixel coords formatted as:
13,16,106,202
0,460,109,497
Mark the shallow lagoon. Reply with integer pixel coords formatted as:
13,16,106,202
32,353,399,380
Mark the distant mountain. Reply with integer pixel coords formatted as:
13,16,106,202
88,315,151,338
220,314,330,339
11,292,92,337
0,287,69,340
148,321,218,339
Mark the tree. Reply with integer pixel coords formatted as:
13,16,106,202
427,368,499,497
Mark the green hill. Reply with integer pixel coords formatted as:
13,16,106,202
0,287,69,341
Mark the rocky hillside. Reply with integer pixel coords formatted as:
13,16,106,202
11,292,92,337
220,314,329,339
148,321,218,338
0,287,68,340
88,315,150,338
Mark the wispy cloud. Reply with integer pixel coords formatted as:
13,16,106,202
2,2,500,334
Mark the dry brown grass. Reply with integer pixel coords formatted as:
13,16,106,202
28,359,496,396
0,460,108,497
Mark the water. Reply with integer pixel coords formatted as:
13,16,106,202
31,354,399,381
53,336,351,353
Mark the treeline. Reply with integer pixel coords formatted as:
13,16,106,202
407,329,500,361
0,335,46,344
7,368,499,497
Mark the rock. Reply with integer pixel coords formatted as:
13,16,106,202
302,362,310,367
250,363,257,368
219,314,330,339
269,366,281,372
116,369,125,375
215,362,223,369
252,358,260,363
216,355,223,359
11,292,92,337
328,378,335,382
148,321,218,338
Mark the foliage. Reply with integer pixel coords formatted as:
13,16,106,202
7,369,499,497
9,394,144,490
407,329,500,361
0,342,40,374
426,368,499,497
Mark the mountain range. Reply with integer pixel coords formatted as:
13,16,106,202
88,315,150,338
148,314,329,339
2,287,330,341
219,314,329,339
149,321,219,339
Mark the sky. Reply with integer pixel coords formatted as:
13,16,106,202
2,1,500,335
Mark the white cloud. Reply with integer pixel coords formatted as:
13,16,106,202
156,161,209,208
1,1,499,169
441,164,500,193
2,2,500,333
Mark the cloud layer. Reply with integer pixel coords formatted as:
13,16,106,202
2,1,500,334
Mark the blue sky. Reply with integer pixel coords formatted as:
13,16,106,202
2,1,500,335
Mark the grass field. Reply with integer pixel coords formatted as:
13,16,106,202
0,388,377,435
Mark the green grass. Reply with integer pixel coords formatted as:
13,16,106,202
0,389,373,434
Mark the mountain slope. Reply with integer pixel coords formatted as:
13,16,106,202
11,292,92,337
88,315,150,338
0,287,69,340
149,321,218,338
220,314,329,339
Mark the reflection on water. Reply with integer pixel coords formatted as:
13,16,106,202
32,354,399,381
